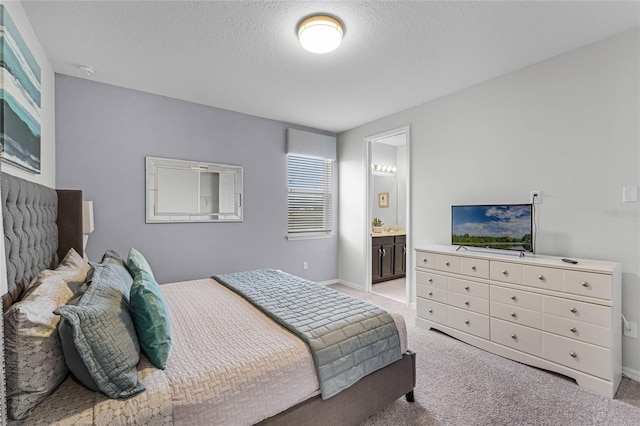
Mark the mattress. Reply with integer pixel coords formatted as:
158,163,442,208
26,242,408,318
9,278,408,425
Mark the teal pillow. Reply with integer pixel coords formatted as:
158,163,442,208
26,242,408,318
126,248,155,278
130,269,172,369
55,261,144,399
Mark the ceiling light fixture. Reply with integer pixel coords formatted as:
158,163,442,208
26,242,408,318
297,15,344,54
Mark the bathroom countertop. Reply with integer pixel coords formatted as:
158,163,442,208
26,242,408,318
371,230,406,237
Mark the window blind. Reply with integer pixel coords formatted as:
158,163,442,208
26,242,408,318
287,154,333,235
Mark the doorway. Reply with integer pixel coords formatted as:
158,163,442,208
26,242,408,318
365,126,411,306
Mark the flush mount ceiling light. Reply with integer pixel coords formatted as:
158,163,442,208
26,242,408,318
77,64,95,76
297,15,344,54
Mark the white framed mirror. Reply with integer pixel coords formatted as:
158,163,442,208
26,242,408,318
146,156,243,223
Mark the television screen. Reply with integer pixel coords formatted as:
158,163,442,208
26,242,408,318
451,204,533,252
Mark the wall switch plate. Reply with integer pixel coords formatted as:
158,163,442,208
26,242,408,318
303,261,308,270
530,191,541,204
623,186,639,203
624,322,637,339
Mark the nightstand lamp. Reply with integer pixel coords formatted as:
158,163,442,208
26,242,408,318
82,200,94,254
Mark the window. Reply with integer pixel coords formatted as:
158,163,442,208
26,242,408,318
287,154,333,238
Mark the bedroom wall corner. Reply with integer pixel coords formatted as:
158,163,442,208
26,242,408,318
0,0,55,187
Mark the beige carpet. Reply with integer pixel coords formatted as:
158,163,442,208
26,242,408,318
330,284,640,426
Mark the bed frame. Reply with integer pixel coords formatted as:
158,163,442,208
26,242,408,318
1,172,416,425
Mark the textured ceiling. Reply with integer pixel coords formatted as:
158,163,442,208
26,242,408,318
22,1,640,133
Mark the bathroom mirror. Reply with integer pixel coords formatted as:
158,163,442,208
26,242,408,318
146,156,243,223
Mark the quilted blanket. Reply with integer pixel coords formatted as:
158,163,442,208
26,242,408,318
213,269,402,399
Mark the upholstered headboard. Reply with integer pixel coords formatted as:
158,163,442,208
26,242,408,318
1,173,84,310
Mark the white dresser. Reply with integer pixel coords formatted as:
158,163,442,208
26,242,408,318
415,245,622,398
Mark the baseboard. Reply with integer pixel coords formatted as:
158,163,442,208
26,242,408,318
336,279,366,292
622,366,640,382
317,279,339,286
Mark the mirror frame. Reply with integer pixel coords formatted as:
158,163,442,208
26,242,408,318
146,156,243,223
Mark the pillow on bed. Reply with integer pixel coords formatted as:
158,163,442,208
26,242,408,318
126,247,155,278
4,271,75,420
90,250,134,301
55,257,145,399
129,268,172,369
4,248,91,420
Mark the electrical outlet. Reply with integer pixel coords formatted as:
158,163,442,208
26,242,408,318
303,261,308,270
624,322,637,339
530,191,541,204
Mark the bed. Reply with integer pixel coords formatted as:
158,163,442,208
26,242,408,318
1,172,416,425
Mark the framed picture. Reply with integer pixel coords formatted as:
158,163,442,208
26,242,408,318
378,192,389,208
0,5,42,174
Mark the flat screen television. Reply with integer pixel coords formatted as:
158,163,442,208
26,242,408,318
451,204,533,252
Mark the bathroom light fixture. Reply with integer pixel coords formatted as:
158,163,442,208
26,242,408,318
297,15,344,54
372,164,397,174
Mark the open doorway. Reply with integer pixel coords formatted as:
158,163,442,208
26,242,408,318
365,127,411,306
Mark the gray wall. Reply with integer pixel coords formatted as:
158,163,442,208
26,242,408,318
339,29,640,374
55,75,338,284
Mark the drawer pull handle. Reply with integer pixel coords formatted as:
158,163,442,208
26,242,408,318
570,352,578,358
581,281,589,288
464,301,470,306
510,295,517,301
538,275,545,281
464,285,470,291
428,291,433,296
423,258,428,263
428,309,433,314
445,261,450,266
464,320,470,325
570,327,577,333
428,278,433,283
510,312,517,318
511,334,517,340
570,307,577,313
502,270,508,275
471,266,477,271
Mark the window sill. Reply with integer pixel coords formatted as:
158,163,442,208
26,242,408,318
286,232,334,241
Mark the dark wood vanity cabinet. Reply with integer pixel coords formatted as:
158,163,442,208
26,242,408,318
372,235,406,283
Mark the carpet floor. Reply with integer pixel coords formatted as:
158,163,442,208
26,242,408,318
330,284,640,426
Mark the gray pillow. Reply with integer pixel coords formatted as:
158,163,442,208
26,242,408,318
90,250,133,301
55,260,145,399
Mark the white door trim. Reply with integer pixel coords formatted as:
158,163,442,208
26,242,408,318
364,126,412,306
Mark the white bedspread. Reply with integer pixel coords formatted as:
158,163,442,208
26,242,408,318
9,278,408,426
162,278,321,425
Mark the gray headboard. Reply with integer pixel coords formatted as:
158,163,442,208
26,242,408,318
1,173,84,310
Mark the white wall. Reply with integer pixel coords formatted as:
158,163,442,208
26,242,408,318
0,1,55,187
339,29,640,375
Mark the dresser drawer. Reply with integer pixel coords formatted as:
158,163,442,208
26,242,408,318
449,277,489,299
449,292,489,315
523,265,563,292
564,270,612,301
416,285,448,304
490,286,542,311
449,306,490,339
543,333,611,380
436,254,460,274
543,296,611,328
416,271,447,290
543,314,611,348
490,301,542,329
417,298,448,325
416,251,437,269
459,257,490,279
490,261,523,284
491,318,542,357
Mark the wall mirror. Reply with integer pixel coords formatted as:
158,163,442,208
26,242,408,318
146,156,243,223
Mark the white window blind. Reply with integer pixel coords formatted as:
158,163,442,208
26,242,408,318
287,154,333,236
